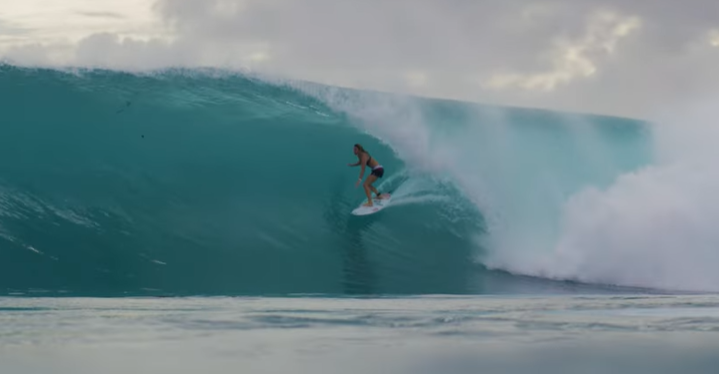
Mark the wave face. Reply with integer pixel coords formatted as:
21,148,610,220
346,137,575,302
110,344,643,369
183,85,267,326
0,64,654,296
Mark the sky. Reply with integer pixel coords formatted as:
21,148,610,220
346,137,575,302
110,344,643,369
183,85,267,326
1,0,719,120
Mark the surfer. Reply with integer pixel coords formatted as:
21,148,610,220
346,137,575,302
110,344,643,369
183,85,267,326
348,143,386,207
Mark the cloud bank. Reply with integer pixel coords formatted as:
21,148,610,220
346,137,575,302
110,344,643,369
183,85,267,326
1,0,719,119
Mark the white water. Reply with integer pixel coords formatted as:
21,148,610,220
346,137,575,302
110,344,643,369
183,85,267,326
514,99,719,292
299,82,719,293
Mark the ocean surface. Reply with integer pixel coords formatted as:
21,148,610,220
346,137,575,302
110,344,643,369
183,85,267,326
4,295,719,374
2,64,718,373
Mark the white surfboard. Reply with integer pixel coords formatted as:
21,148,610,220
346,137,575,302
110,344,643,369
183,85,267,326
351,194,392,216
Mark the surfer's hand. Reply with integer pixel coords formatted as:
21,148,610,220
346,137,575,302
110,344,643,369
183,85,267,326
355,178,361,187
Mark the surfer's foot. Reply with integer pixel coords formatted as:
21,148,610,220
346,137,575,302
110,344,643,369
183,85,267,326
363,201,374,207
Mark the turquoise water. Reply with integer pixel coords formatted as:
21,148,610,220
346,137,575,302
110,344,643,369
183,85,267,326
0,64,653,296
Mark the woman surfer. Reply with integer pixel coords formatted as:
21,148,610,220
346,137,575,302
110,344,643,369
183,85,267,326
348,143,387,207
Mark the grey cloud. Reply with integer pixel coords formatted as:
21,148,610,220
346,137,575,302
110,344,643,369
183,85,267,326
74,33,192,69
0,19,32,36
76,11,126,19
151,0,717,71
153,0,562,71
1,43,67,67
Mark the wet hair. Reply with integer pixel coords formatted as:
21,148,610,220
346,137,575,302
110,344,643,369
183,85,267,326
354,143,366,153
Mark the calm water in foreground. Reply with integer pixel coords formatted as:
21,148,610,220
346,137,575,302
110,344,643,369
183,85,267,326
2,295,719,374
